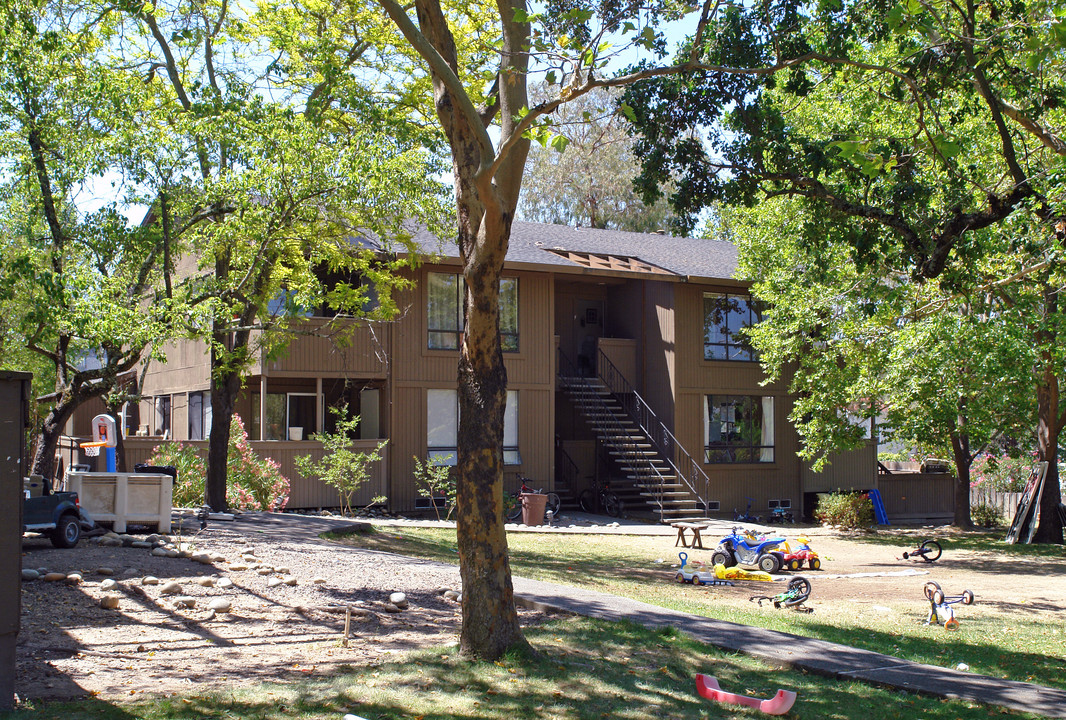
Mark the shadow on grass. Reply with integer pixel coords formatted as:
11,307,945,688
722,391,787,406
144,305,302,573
850,531,1066,559
7,618,1044,720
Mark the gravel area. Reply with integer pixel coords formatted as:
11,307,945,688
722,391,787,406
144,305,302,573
15,514,548,702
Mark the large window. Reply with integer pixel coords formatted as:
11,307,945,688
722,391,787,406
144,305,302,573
153,395,172,438
704,395,775,463
703,293,763,361
427,389,519,465
251,391,317,441
188,391,212,441
428,272,518,351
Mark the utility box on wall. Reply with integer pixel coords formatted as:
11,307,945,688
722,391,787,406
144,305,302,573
0,371,31,710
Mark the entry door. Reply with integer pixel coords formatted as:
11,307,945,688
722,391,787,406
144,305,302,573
574,299,605,375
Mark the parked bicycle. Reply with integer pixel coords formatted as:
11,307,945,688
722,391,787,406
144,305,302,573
506,477,562,522
578,478,624,518
733,497,761,523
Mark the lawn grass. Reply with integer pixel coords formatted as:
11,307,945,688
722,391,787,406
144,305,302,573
332,526,1066,691
6,617,1043,719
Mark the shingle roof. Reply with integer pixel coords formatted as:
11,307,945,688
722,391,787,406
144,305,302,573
405,221,738,281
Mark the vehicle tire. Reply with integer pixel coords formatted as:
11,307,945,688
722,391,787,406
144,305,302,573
604,493,623,518
711,550,734,568
758,553,782,574
787,558,801,572
691,575,702,586
920,540,942,562
675,572,686,583
809,558,821,570
578,489,597,514
51,514,81,548
545,492,562,517
962,590,974,605
924,582,941,602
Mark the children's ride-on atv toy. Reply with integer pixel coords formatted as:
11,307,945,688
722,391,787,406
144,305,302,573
674,552,733,586
765,506,794,524
750,576,813,612
901,539,942,562
711,527,786,574
780,536,821,571
924,581,974,630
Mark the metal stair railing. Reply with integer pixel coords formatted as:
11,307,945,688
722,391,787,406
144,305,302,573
557,348,671,521
596,347,711,515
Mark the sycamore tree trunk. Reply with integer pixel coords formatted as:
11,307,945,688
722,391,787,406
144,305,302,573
31,401,79,482
206,318,254,512
949,432,974,529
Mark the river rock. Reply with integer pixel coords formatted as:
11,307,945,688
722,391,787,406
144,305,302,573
228,564,248,572
311,577,326,585
197,577,216,587
267,577,283,588
443,590,460,601
65,573,83,585
283,576,298,586
150,547,169,557
100,537,123,547
159,581,182,595
191,553,213,565
256,567,274,575
99,595,121,609
389,592,408,609
142,576,160,585
216,577,234,589
21,569,39,581
96,567,115,576
275,566,290,574
173,596,196,608
43,573,66,582
208,598,232,613
131,541,153,549
101,579,118,591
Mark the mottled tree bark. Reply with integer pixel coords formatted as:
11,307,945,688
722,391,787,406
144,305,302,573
949,432,974,530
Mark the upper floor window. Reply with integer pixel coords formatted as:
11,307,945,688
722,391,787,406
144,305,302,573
428,272,518,351
703,292,763,361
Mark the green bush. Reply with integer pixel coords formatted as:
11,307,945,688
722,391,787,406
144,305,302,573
294,408,385,516
971,502,1004,528
145,442,207,508
814,491,874,529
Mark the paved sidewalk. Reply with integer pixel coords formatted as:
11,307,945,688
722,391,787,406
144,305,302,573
237,512,1066,718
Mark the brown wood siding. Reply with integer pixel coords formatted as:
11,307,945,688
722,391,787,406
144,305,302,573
598,338,637,384
141,338,211,396
120,437,389,510
261,319,390,378
641,281,676,426
801,441,878,493
877,473,954,522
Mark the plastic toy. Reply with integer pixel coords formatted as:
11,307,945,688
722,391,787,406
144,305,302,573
711,526,786,573
924,581,974,630
674,552,734,586
901,539,942,562
732,497,761,523
713,563,773,582
765,506,794,524
780,535,821,571
695,674,797,716
750,577,812,612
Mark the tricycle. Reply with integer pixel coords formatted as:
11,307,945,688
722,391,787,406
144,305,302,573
711,526,786,574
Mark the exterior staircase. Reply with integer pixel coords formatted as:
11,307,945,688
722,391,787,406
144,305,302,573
558,361,710,522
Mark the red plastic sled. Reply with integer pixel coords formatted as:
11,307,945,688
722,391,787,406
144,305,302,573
695,674,797,715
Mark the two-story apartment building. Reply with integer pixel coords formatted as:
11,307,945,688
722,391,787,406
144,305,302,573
76,221,889,521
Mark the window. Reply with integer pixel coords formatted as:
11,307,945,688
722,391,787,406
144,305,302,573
703,293,763,361
427,272,518,351
704,395,775,463
153,396,172,438
427,389,519,465
250,391,316,440
188,391,212,441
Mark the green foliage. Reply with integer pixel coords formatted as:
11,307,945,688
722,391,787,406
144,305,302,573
412,455,456,521
227,416,290,512
294,408,386,516
971,502,1004,529
814,491,874,529
145,442,207,509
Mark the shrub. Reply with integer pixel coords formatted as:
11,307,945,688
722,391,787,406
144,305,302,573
146,442,206,508
412,455,456,520
971,453,1036,492
971,502,1004,528
227,416,290,511
815,491,874,529
293,408,385,516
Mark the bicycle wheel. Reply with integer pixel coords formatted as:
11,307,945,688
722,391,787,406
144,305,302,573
545,492,562,517
920,540,942,562
578,489,597,514
505,493,523,522
603,492,624,518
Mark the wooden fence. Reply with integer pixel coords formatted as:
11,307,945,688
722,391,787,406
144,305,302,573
970,488,1022,526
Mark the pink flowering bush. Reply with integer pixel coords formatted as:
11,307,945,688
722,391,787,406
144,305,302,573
970,453,1035,493
227,416,289,511
146,417,289,512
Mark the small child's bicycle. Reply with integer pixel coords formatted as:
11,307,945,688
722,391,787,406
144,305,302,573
900,538,942,562
923,581,974,630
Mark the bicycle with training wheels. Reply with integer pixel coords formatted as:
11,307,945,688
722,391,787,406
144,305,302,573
505,477,562,522
578,478,625,518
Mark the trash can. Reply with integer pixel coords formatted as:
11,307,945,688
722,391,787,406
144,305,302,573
134,464,177,482
520,492,548,526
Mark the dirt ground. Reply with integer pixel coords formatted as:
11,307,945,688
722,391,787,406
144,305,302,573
14,520,1066,704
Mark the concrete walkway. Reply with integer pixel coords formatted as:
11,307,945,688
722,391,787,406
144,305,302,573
234,512,1066,718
